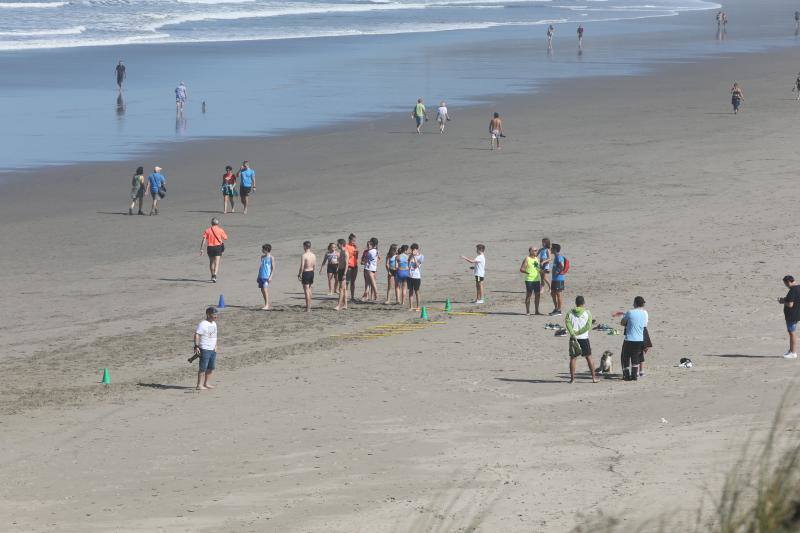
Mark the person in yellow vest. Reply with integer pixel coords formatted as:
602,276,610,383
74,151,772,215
519,246,542,315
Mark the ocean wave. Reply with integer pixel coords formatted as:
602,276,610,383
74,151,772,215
0,25,85,35
0,1,66,7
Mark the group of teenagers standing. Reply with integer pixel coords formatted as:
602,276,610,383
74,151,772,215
256,234,426,314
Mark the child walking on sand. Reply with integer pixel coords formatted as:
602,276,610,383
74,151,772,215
461,244,486,304
384,243,398,304
258,244,274,310
319,242,338,295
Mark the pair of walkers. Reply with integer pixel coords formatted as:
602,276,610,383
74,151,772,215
411,98,451,134
128,165,166,215
220,161,256,214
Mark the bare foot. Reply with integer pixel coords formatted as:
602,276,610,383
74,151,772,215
592,378,598,383
568,378,575,384
204,384,215,389
334,306,341,311
384,300,391,305
197,385,208,390
260,306,271,311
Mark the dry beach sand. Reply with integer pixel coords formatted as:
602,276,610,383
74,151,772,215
3,42,800,532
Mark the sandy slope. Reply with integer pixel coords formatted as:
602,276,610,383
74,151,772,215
3,41,800,531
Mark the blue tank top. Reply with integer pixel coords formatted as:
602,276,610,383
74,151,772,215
389,255,396,269
397,254,409,270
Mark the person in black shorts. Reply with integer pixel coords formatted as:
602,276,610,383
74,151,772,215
564,295,597,383
335,239,349,311
298,241,316,313
779,275,800,359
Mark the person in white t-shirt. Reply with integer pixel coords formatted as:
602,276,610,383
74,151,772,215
437,101,450,134
461,244,486,304
408,243,424,311
192,306,219,390
361,237,380,301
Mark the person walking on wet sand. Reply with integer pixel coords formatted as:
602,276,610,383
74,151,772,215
546,24,554,49
145,166,166,215
413,98,427,134
298,241,316,312
565,295,597,383
199,217,227,283
237,161,256,215
221,165,237,214
193,306,219,390
115,60,126,91
334,238,350,311
437,101,450,134
175,81,187,112
490,112,504,151
792,72,800,100
731,82,744,114
128,166,146,215
577,24,584,49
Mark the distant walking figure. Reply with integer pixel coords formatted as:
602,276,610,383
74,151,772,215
795,10,800,32
730,82,744,114
577,24,584,48
489,112,504,151
128,166,146,215
413,98,427,134
793,72,800,100
115,60,126,90
146,166,166,215
200,218,228,283
437,101,450,134
175,81,188,111
546,24,554,49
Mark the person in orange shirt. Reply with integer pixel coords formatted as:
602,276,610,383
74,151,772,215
199,217,228,283
344,233,359,301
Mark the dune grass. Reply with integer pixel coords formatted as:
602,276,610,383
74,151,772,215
574,393,800,533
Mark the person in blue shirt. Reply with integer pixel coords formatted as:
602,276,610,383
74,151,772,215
146,166,166,216
549,243,566,316
620,296,649,381
237,161,256,215
257,243,274,310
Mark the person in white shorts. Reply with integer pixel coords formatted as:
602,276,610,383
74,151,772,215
437,101,450,134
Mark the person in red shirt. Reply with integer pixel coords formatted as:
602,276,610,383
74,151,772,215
344,233,359,301
220,165,237,214
199,218,228,283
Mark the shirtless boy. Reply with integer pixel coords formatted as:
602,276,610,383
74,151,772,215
489,112,504,151
298,241,316,312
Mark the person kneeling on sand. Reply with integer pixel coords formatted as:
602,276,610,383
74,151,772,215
565,295,597,383
193,306,219,390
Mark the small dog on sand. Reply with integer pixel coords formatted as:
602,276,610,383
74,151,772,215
599,351,613,374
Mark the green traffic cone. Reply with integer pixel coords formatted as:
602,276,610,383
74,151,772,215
420,307,429,320
444,298,452,312
101,368,110,384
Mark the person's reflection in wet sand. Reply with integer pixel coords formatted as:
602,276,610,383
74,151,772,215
116,92,125,117
175,110,187,136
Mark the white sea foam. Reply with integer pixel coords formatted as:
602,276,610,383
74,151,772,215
0,1,66,7
0,25,84,36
